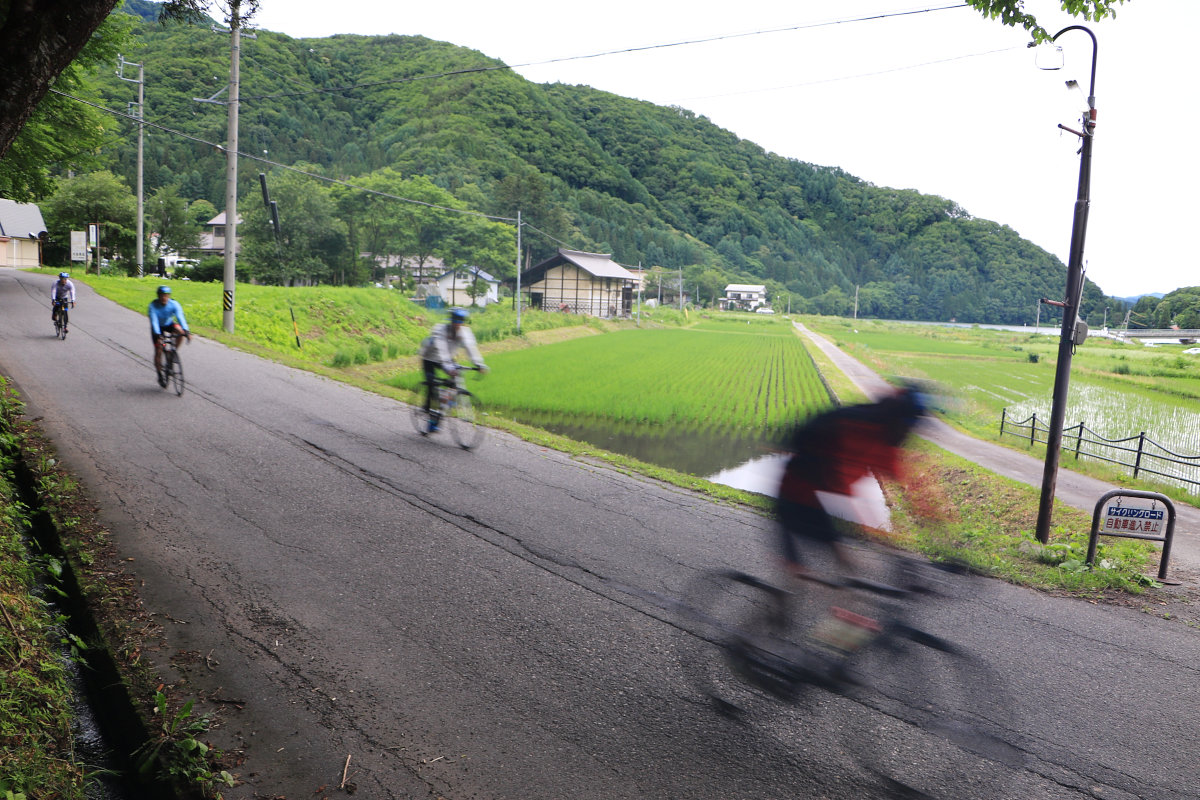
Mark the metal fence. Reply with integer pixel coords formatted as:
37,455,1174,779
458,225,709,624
999,409,1200,494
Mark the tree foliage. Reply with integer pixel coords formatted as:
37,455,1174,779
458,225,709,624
966,0,1129,40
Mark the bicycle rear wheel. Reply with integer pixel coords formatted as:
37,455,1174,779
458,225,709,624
446,391,485,450
676,570,800,717
840,628,1024,798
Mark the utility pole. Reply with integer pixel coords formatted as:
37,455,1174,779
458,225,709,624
222,4,243,333
117,55,144,277
1035,25,1099,544
515,211,522,334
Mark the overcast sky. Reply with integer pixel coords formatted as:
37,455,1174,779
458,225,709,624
249,0,1198,300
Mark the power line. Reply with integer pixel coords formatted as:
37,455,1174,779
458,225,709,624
240,4,970,102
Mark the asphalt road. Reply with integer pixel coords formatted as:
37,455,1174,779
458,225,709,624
2,268,1198,799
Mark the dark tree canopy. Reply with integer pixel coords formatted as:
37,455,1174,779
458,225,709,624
0,0,120,159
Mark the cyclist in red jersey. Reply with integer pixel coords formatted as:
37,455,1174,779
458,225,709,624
776,385,927,577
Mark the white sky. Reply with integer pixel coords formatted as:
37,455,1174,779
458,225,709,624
250,0,1198,299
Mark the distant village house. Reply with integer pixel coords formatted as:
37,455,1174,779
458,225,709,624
720,283,767,312
0,199,47,268
521,248,636,318
434,266,500,307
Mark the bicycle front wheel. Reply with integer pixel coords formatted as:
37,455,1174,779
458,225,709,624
841,628,1025,799
446,391,485,450
167,352,185,396
54,310,65,339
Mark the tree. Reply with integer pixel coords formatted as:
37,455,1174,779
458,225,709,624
42,171,137,268
0,11,133,201
0,0,121,160
966,0,1129,39
240,167,351,285
146,184,202,262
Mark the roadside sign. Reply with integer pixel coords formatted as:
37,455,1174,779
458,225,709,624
70,231,87,262
1101,504,1165,536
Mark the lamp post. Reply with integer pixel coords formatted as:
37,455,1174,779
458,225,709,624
1035,25,1098,544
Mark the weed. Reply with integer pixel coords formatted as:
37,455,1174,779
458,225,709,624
136,690,235,798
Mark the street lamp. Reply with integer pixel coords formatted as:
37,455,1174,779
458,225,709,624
1034,25,1098,544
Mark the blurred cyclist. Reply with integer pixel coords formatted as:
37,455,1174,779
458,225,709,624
148,285,191,386
417,307,488,432
775,385,927,579
51,272,75,332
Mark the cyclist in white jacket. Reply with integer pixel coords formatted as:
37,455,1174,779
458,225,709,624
418,307,487,423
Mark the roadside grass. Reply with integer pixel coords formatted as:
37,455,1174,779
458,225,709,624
885,441,1158,595
0,380,87,799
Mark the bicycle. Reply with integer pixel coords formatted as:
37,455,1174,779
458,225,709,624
157,331,185,396
52,299,70,339
668,547,1024,798
410,364,485,450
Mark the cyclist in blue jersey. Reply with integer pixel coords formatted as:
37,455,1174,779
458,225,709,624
149,285,190,386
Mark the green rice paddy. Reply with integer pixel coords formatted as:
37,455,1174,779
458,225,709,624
393,317,833,435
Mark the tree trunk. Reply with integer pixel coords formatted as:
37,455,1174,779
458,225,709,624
0,0,120,160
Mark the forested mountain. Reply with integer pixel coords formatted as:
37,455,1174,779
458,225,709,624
71,0,1121,323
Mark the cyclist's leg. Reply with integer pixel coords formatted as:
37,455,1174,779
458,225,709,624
422,359,439,413
152,331,165,376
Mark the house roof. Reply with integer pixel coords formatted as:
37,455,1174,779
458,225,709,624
725,284,766,293
0,199,47,239
521,248,635,284
437,266,499,283
206,212,243,225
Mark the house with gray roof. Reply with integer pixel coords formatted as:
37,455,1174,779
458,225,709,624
520,249,635,318
0,199,47,268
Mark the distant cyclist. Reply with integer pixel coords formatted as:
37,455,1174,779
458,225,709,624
51,272,75,332
775,385,928,579
417,307,488,432
149,285,190,387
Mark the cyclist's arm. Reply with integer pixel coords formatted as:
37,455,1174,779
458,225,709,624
148,303,163,335
67,282,76,304
459,327,486,370
171,301,190,335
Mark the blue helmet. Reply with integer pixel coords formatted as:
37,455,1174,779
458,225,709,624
58,272,69,279
449,307,469,323
157,285,172,295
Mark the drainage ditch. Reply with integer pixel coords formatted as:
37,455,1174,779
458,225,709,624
11,454,178,800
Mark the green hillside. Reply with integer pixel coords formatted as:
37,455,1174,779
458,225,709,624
53,1,1116,323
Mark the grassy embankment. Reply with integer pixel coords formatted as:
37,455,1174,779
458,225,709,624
804,316,1200,507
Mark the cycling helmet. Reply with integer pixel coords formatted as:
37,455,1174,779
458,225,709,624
157,285,172,295
58,272,70,278
449,307,469,323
